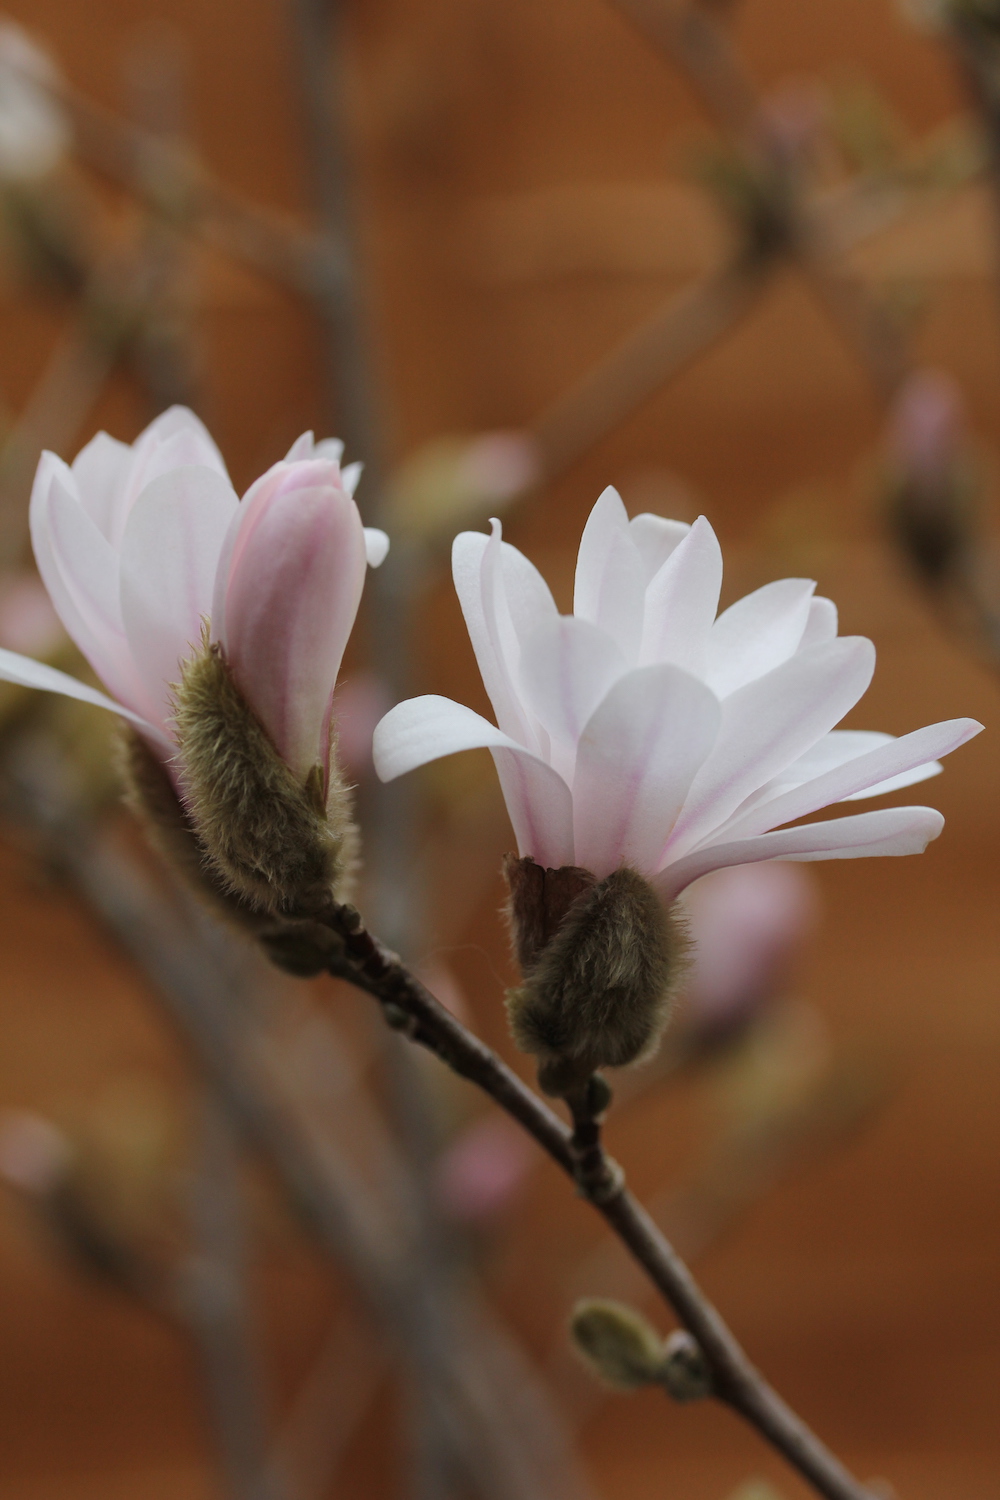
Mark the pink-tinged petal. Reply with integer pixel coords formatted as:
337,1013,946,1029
573,664,721,879
516,616,626,763
719,718,982,840
30,456,151,714
490,746,575,867
46,470,122,637
120,466,239,727
115,407,230,545
30,453,105,657
628,513,691,583
69,431,131,540
667,636,876,857
639,515,723,674
0,647,170,750
655,806,945,902
363,527,390,567
573,487,645,659
799,595,838,648
221,467,367,779
284,431,317,462
372,692,573,862
705,578,816,697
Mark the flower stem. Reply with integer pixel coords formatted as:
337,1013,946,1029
327,905,880,1500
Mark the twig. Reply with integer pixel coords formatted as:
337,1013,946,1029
323,908,879,1500
531,258,772,484
181,1093,290,1500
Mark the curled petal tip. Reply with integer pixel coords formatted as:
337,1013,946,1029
364,527,390,567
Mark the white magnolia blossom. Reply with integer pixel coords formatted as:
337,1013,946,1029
0,407,388,778
0,22,69,181
374,488,981,902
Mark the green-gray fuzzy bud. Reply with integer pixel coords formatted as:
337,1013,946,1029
504,857,690,1078
172,641,357,919
570,1299,667,1390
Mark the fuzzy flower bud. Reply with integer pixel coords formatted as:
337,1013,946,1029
570,1299,668,1389
173,637,357,917
504,856,690,1084
570,1300,713,1400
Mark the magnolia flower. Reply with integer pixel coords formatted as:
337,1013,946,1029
0,407,388,779
0,22,69,182
374,488,981,902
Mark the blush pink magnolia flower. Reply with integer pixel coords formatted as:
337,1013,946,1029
0,407,388,779
373,488,981,901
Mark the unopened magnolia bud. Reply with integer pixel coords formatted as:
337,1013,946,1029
119,727,267,934
660,1329,713,1402
570,1299,666,1389
504,857,689,1079
173,641,357,918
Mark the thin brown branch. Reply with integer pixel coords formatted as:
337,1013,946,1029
324,908,879,1500
606,0,758,134
530,258,773,484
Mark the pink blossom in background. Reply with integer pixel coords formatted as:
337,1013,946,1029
681,862,820,1034
0,1111,69,1194
374,487,981,899
333,673,394,777
0,573,63,658
459,431,540,506
890,369,964,483
435,1114,534,1227
0,408,388,784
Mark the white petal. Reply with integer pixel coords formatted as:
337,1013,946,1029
30,455,152,714
667,636,876,857
705,578,816,697
655,806,945,902
70,431,131,540
364,527,390,567
628,513,690,583
573,664,722,879
373,694,539,780
314,438,345,464
0,647,169,748
284,431,316,462
30,454,104,656
490,745,575,868
719,718,981,840
639,515,723,674
341,461,363,496
574,487,646,660
372,693,573,866
46,470,123,636
452,528,535,745
800,596,838,648
517,615,626,756
119,466,239,723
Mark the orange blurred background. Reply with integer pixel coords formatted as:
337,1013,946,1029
0,1,995,1498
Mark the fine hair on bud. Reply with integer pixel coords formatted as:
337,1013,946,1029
570,1299,666,1390
119,727,274,936
172,640,357,918
505,859,690,1076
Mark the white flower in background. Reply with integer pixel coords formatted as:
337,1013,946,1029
374,488,981,901
0,22,70,181
0,407,388,780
